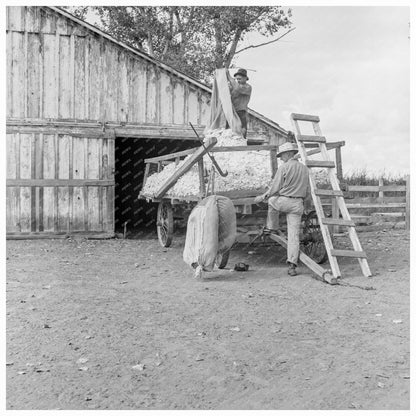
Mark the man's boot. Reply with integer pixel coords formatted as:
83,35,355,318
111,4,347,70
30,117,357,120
288,262,297,276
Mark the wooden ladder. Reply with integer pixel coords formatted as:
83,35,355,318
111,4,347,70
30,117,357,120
290,113,372,279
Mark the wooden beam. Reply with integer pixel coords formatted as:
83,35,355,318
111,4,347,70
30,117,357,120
7,179,114,187
297,135,326,143
291,113,320,122
154,137,217,199
268,232,338,283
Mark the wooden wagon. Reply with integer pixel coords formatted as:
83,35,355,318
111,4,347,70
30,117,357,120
138,136,337,268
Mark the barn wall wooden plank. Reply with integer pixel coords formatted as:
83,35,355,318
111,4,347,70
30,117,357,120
58,34,72,118
72,187,85,231
31,134,37,231
6,31,13,118
42,187,55,232
7,187,20,233
19,133,32,179
8,6,25,31
104,44,118,121
27,34,41,118
118,51,129,123
58,135,70,179
173,80,185,125
88,37,102,121
88,187,101,231
72,137,85,180
42,134,56,179
42,33,58,118
71,35,88,120
146,64,158,123
57,187,70,231
11,31,26,118
188,88,199,124
20,186,32,233
130,59,147,123
25,6,41,33
6,134,18,179
160,72,173,124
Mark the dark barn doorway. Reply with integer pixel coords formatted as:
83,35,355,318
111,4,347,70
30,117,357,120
114,137,198,235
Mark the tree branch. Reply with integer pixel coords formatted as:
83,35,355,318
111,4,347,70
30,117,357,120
234,27,295,55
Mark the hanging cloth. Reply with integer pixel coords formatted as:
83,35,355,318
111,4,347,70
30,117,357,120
204,68,242,135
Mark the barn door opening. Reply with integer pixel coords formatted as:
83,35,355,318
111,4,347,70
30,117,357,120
114,137,197,237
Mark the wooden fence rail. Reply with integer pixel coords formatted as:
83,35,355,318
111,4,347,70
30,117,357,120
329,175,410,232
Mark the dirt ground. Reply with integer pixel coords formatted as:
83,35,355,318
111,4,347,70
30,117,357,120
6,228,410,410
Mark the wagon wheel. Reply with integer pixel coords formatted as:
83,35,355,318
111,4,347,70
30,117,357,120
157,201,174,247
215,250,230,269
301,210,329,264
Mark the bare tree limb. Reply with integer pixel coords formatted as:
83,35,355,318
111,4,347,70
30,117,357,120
234,27,296,55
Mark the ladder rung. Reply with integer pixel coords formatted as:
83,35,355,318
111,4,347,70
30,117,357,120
297,135,326,143
330,249,367,258
322,218,355,227
306,161,336,168
291,113,320,122
314,189,344,197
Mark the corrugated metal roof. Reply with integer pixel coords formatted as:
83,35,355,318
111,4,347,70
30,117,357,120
49,6,287,136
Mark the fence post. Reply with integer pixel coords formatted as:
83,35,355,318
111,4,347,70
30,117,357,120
378,177,384,199
405,175,410,231
335,146,343,182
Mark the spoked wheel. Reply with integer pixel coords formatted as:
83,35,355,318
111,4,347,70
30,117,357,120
215,250,230,269
301,210,329,264
157,201,174,247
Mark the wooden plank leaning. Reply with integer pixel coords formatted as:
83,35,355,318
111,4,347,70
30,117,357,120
268,231,337,285
153,136,217,199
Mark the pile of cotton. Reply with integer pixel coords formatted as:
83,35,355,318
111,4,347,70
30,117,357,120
141,129,271,198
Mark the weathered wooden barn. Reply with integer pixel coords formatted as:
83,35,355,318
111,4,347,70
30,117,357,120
6,6,289,237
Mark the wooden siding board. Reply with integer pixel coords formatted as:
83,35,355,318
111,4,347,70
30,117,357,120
8,6,25,31
6,31,13,118
146,64,157,123
19,133,32,179
43,34,58,118
11,31,26,118
20,186,32,232
57,187,70,231
72,137,85,180
27,34,41,118
118,51,129,123
188,89,199,124
7,187,20,233
43,187,55,231
88,187,101,231
72,187,85,231
25,6,41,33
130,60,147,123
160,72,173,124
42,134,56,179
103,44,118,121
6,134,18,179
74,36,86,119
173,81,185,125
58,135,70,179
88,37,100,120
58,35,72,118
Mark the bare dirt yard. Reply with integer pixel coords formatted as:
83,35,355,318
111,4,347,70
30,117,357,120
6,228,410,410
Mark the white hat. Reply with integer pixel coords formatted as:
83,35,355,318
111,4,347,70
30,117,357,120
277,142,299,157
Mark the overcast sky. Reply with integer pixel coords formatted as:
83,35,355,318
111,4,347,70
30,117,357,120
236,5,410,176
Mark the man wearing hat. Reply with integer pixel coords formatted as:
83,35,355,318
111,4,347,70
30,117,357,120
226,68,252,139
254,142,310,276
